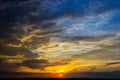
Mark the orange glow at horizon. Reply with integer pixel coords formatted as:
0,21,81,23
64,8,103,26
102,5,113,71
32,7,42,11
49,69,65,78
56,73,64,78
50,73,65,78
45,63,76,74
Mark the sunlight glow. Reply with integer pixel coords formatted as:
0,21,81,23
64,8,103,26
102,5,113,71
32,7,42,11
57,70,64,73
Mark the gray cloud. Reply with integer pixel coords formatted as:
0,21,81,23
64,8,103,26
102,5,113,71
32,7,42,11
72,40,120,60
18,59,49,69
0,58,49,72
105,62,120,66
0,59,20,72
65,70,120,78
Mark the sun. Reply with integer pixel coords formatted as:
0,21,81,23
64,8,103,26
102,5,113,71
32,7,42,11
58,70,64,73
50,70,65,78
56,70,65,78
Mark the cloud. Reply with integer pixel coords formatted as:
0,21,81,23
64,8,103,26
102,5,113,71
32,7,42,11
0,59,21,72
0,71,51,78
67,42,120,73
65,70,120,78
0,0,41,10
18,59,49,69
73,44,120,60
54,11,117,37
105,62,120,66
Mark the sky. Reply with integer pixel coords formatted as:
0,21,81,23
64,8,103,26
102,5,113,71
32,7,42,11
0,0,120,78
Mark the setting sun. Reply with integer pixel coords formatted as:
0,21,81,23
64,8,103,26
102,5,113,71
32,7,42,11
58,70,64,73
57,73,64,78
48,69,65,78
51,70,65,78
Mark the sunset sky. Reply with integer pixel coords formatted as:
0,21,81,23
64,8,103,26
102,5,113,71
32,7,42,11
0,0,120,78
